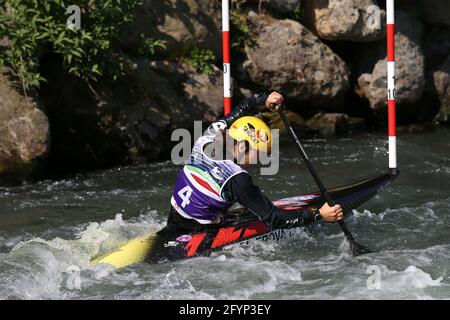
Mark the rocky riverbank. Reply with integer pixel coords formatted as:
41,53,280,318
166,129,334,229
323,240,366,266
0,0,449,184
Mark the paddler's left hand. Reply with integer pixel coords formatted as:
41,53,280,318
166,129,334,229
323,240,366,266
266,91,284,111
319,203,344,223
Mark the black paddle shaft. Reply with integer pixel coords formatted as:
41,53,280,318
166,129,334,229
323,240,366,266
279,113,335,205
275,106,370,255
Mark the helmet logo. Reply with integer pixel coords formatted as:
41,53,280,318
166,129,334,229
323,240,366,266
244,123,260,145
257,129,269,142
228,116,271,153
242,123,269,145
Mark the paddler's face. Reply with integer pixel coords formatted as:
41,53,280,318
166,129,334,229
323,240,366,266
234,142,259,168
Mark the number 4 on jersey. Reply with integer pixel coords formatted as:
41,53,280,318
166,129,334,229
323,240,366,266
178,186,193,208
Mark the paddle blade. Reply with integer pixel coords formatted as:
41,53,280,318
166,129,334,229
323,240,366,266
348,239,372,256
338,221,372,256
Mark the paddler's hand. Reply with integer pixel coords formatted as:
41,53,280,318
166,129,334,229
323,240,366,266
265,91,284,111
319,203,343,223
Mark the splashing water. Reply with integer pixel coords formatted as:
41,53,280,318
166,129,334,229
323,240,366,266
1,130,449,299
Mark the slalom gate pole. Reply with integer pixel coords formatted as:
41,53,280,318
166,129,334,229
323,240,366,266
222,0,232,115
387,0,397,175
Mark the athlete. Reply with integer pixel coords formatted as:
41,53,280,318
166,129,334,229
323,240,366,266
162,92,343,234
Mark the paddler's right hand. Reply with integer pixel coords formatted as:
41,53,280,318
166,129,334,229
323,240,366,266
319,203,343,223
265,91,284,111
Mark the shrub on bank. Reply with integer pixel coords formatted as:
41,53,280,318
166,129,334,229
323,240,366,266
0,0,143,91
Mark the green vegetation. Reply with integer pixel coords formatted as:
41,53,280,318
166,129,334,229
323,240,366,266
290,7,306,22
138,36,167,58
230,11,254,53
186,48,216,75
0,0,144,90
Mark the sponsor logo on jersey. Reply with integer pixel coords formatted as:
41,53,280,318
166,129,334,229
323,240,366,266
176,235,193,242
210,167,225,181
164,241,179,248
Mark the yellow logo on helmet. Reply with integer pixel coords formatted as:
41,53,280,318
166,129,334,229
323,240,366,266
228,116,272,153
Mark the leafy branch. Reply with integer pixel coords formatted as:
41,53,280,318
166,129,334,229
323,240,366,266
0,0,144,90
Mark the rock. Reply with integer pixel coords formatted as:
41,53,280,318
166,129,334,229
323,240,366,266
249,0,302,14
38,55,226,171
121,0,221,58
305,113,366,137
419,0,450,27
397,123,435,134
243,12,350,110
357,11,425,115
180,63,224,123
263,110,304,130
0,68,50,183
261,110,316,141
356,73,372,99
433,56,450,125
303,0,385,42
422,26,450,124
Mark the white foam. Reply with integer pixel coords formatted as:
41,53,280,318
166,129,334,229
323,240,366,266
359,265,444,298
1,198,448,300
0,211,165,299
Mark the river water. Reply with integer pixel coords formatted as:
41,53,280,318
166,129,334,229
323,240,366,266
0,129,449,300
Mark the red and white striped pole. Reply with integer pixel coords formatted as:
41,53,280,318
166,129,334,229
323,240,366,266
222,0,232,115
386,0,397,175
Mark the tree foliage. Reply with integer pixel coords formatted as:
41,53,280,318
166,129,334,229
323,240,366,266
0,0,144,90
186,48,216,75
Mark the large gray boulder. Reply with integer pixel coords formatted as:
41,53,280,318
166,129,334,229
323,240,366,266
242,12,350,110
434,56,450,125
357,11,425,114
0,69,50,183
305,113,366,137
261,109,315,140
180,63,224,123
121,0,221,58
303,0,385,42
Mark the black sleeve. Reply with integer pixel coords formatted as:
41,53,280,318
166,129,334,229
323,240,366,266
222,173,316,229
204,92,268,136
222,93,268,127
